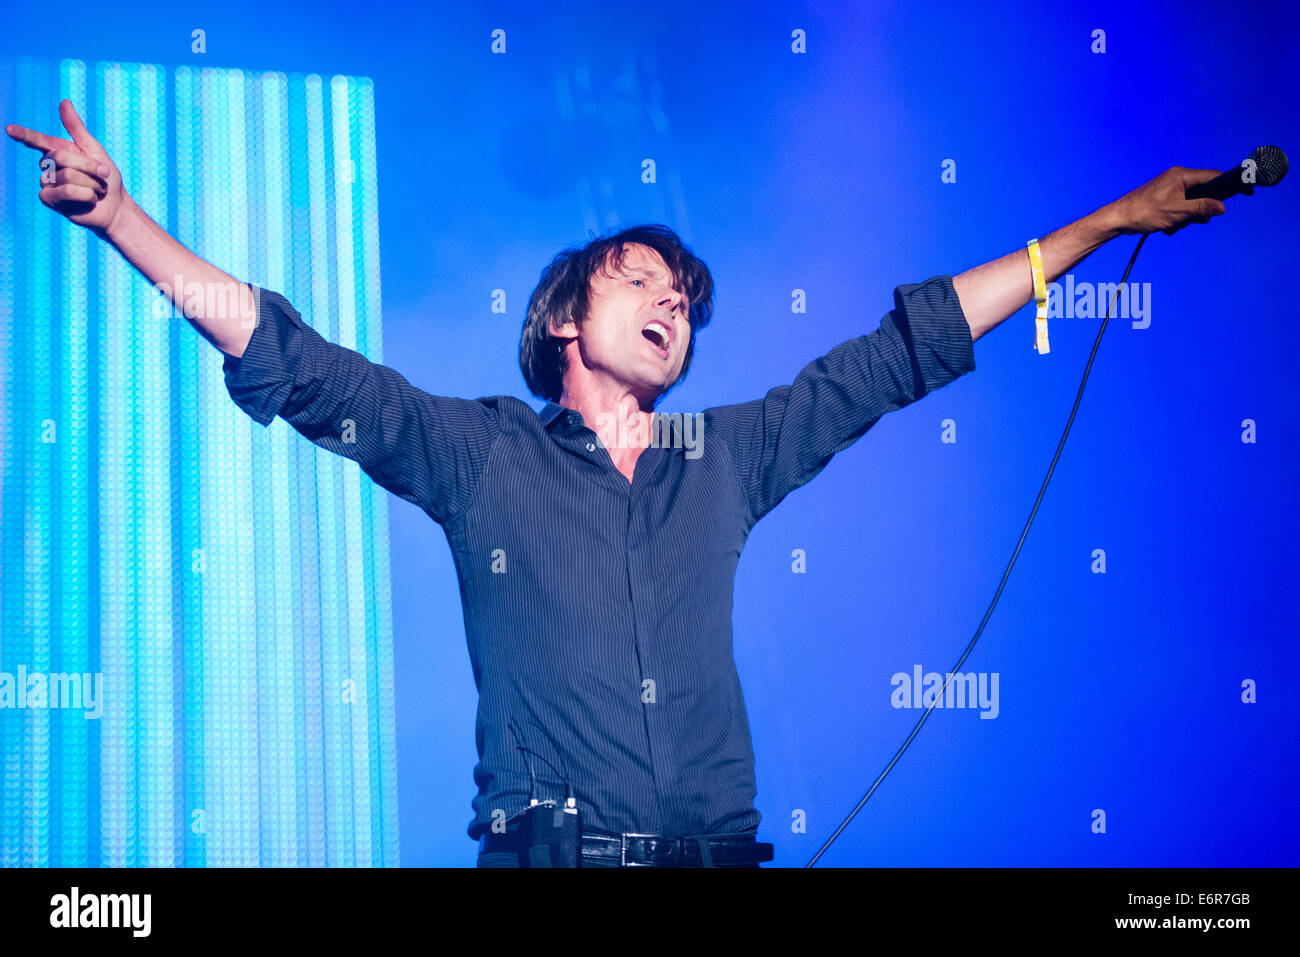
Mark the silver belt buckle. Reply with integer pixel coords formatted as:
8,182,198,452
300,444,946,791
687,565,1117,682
620,832,659,867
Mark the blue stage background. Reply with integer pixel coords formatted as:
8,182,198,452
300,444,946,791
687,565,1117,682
2,0,1296,866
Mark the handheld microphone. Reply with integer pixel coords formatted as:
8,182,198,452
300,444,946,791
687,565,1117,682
1185,145,1289,201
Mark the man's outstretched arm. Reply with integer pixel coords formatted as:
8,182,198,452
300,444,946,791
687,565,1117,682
953,166,1228,342
6,99,256,356
8,98,501,525
706,164,1230,524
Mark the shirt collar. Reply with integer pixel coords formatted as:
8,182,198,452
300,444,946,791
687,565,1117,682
540,401,584,433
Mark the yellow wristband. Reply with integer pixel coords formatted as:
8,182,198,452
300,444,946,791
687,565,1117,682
1027,238,1049,354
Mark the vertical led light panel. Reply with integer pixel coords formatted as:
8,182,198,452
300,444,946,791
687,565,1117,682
0,56,397,867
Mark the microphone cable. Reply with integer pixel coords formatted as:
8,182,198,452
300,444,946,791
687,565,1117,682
807,233,1149,867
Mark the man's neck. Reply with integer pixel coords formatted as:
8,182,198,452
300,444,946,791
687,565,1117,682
557,384,657,453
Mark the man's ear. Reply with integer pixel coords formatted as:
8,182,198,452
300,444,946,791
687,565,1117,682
549,313,578,339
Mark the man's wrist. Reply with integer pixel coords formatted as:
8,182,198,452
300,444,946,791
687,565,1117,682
97,193,140,247
1092,199,1133,240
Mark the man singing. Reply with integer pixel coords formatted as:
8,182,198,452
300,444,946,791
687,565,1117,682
7,100,1225,867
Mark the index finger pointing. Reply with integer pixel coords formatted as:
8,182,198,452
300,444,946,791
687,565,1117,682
5,123,68,154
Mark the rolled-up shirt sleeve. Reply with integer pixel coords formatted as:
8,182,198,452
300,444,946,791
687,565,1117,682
222,284,500,524
705,274,976,525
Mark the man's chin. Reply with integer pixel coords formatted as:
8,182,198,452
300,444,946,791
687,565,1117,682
625,371,676,401
639,377,677,403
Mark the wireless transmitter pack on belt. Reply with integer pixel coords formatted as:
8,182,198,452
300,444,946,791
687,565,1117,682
518,798,582,868
508,718,583,867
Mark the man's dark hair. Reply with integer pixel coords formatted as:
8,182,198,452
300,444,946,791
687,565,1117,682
519,224,715,403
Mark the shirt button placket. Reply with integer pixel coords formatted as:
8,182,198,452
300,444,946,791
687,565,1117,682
626,482,672,832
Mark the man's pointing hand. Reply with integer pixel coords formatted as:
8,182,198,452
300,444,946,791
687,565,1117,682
6,98,126,237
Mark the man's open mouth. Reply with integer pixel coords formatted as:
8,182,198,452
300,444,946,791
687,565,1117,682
641,319,673,356
642,327,668,348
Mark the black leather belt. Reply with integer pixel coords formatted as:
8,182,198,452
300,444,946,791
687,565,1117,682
479,828,774,867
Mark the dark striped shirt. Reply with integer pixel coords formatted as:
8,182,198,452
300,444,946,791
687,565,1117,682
222,275,976,843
